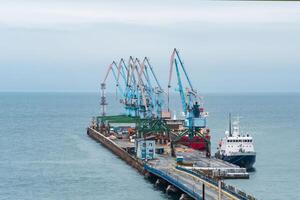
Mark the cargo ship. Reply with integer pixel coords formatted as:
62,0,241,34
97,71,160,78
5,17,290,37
215,115,256,170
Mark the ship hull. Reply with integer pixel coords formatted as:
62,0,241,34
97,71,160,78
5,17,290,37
216,153,256,170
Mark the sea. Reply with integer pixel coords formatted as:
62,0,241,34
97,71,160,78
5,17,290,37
0,92,299,200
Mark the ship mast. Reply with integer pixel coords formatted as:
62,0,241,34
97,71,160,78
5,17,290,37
229,113,232,137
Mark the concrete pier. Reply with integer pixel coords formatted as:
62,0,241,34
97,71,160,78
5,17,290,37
87,127,144,173
87,127,256,200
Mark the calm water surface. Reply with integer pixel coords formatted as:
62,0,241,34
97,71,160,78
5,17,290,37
0,92,299,200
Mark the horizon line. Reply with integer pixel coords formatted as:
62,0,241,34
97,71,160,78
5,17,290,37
1,90,299,95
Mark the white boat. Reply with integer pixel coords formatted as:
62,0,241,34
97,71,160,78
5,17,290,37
215,115,256,170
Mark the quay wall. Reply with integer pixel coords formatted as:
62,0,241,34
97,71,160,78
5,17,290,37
87,127,145,173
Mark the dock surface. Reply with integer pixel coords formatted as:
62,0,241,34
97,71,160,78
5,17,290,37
147,157,236,200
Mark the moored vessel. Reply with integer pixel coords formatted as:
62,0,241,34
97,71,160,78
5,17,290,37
215,114,256,170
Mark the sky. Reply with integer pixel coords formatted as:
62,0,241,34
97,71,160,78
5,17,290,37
0,0,300,93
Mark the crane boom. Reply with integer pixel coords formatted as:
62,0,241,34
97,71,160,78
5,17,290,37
174,58,187,114
174,49,195,92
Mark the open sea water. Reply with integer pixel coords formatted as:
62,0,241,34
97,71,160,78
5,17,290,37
0,92,299,200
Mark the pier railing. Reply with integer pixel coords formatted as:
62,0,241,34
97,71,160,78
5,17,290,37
176,166,256,200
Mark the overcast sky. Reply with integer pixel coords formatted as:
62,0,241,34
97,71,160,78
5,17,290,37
0,0,300,93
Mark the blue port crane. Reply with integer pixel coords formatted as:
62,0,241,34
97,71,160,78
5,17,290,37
102,60,128,101
123,57,144,118
168,48,210,157
102,57,140,118
168,48,207,129
119,56,165,119
101,56,165,121
144,57,164,118
136,57,164,119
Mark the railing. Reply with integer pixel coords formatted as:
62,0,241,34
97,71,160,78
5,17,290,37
176,166,256,200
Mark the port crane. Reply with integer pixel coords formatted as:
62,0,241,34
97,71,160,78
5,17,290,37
124,57,141,117
136,57,164,118
101,60,127,116
168,48,211,157
101,57,165,120
102,57,147,118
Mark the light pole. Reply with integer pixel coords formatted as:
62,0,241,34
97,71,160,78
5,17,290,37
214,169,223,200
218,178,222,200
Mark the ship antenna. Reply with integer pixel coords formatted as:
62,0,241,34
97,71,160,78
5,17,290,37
229,113,232,137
